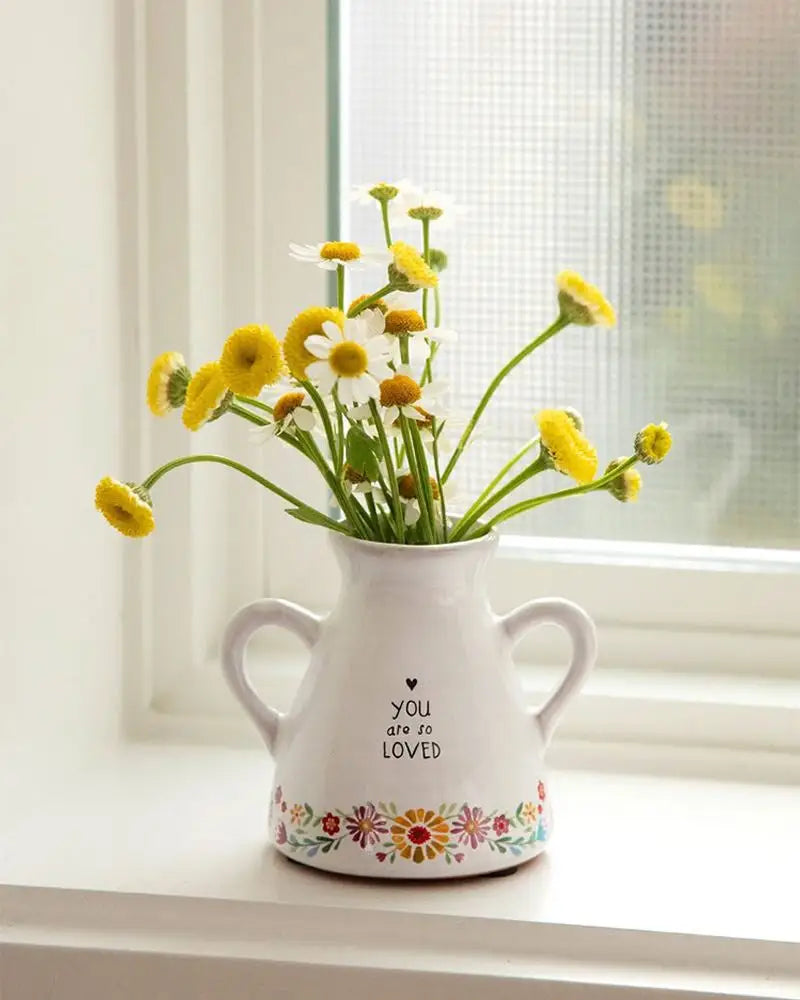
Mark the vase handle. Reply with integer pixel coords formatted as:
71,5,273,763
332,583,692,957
221,599,322,754
500,597,597,747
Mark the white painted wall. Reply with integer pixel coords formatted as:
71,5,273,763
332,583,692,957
0,0,121,798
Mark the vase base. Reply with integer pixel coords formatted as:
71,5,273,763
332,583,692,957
274,844,542,881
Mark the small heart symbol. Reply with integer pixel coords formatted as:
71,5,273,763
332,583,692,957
405,678,418,691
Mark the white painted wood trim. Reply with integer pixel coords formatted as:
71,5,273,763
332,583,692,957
3,885,799,999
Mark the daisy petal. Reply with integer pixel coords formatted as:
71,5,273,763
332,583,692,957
337,378,355,407
293,407,316,431
304,335,333,358
322,321,345,341
404,500,421,525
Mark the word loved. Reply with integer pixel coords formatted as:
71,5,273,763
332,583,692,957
382,740,441,760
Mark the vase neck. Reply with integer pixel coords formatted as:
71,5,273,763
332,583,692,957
328,532,498,597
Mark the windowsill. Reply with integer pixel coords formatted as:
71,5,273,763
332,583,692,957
3,743,799,996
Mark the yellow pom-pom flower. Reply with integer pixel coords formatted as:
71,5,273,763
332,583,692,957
219,324,283,396
634,422,672,465
146,351,190,416
556,271,616,327
389,242,438,291
536,409,598,484
182,362,231,431
283,307,344,380
95,476,155,538
604,459,642,503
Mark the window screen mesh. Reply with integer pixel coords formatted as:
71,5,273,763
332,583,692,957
339,0,800,548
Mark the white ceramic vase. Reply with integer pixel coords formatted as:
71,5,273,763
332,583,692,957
222,530,596,879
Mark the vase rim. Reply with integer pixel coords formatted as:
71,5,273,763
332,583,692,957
327,524,498,557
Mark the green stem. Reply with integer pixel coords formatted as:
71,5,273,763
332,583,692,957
409,418,439,542
229,402,267,426
434,285,441,327
380,202,393,247
430,420,448,542
336,264,344,311
370,399,405,541
421,218,430,327
442,314,570,483
348,282,395,317
457,437,540,526
451,453,548,541
302,381,337,460
234,394,272,415
400,417,434,544
476,456,639,535
141,453,342,530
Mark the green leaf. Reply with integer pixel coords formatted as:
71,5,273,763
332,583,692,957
378,801,389,815
389,801,398,815
346,425,381,479
438,802,446,816
285,506,350,534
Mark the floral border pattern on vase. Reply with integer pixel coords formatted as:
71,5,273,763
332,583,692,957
270,782,549,866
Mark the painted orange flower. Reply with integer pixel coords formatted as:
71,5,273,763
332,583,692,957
391,808,450,863
290,803,304,825
521,801,537,825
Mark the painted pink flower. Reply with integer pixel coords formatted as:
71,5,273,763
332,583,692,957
452,805,491,849
280,801,287,812
376,852,387,862
537,804,543,814
274,821,287,845
538,780,546,801
346,803,389,848
321,812,340,836
455,853,465,863
273,785,283,805
493,814,510,836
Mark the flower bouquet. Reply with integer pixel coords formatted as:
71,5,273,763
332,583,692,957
95,181,671,544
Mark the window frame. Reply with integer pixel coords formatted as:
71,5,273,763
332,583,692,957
123,0,800,766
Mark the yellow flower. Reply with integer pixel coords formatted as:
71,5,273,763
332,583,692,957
283,307,344,380
693,263,743,321
95,477,155,538
666,176,724,231
146,351,190,416
389,241,438,291
219,324,283,396
634,422,672,465
536,409,598,484
605,459,642,503
556,271,616,327
182,362,231,431
383,309,426,334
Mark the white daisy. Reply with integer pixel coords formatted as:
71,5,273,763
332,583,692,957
288,241,390,271
389,187,467,231
304,317,393,406
377,367,448,428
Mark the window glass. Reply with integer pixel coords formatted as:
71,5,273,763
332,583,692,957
340,0,800,548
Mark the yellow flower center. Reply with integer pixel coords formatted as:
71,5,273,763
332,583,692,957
273,391,305,422
384,309,426,334
329,341,368,377
380,374,421,407
320,241,361,261
398,474,440,501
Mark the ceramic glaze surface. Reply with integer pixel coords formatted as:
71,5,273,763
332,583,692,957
222,531,596,878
